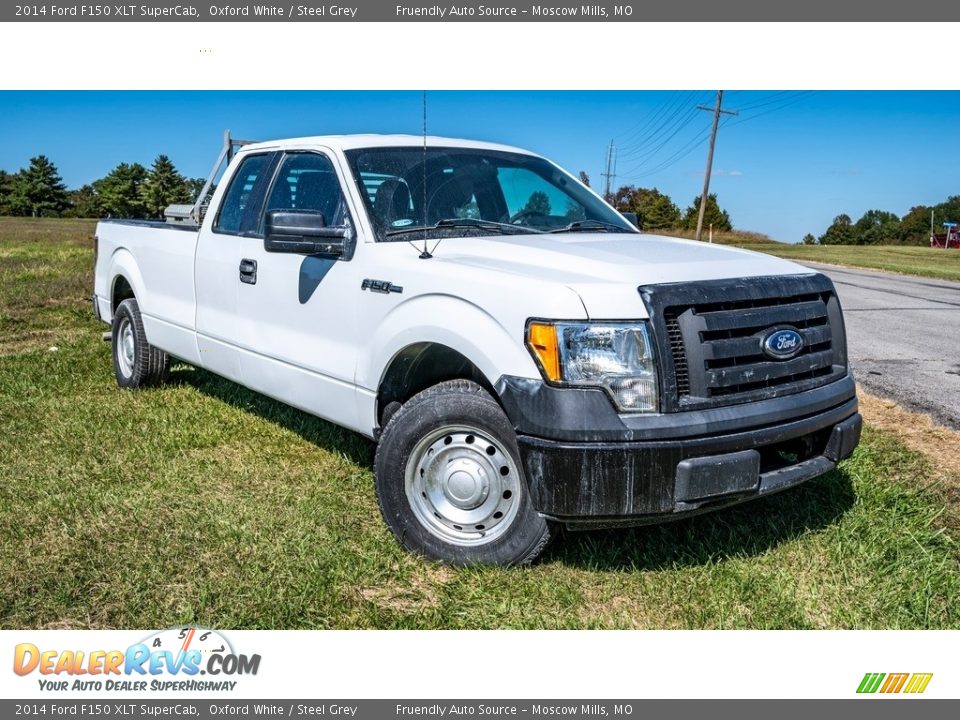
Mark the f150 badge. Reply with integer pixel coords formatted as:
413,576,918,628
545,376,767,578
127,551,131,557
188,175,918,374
762,328,804,360
361,278,403,294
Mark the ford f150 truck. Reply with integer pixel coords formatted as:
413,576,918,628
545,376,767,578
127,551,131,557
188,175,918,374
93,133,862,566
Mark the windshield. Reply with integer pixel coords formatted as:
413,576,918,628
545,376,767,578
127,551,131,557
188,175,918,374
344,146,637,241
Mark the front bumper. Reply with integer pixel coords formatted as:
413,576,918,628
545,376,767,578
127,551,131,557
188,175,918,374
497,374,861,528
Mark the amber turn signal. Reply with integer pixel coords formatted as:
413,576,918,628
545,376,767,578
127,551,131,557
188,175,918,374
526,322,561,382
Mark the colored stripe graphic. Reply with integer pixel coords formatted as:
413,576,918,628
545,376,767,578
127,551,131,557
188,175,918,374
904,673,933,694
880,673,909,693
857,672,932,694
857,673,885,693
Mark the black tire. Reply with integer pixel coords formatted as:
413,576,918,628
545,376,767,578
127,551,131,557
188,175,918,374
375,379,553,566
111,298,169,389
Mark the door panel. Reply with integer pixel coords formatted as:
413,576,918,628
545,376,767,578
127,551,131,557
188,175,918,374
235,150,366,432
194,151,276,382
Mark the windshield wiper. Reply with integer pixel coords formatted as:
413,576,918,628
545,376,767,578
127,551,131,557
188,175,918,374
385,218,544,237
548,220,630,233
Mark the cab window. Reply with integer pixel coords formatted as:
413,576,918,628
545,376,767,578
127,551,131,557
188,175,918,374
214,153,271,234
262,153,349,232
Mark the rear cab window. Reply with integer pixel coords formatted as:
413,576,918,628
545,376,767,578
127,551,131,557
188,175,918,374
214,153,273,235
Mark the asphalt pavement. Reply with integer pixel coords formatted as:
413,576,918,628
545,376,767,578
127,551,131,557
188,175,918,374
802,262,960,429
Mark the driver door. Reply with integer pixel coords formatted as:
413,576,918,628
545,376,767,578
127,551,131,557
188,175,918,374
234,150,367,433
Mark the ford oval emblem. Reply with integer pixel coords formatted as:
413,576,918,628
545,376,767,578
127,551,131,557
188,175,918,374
762,328,804,360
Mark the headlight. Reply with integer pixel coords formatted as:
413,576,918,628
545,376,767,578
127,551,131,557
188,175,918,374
526,321,658,412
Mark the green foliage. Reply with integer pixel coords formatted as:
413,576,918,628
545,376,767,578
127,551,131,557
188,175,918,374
63,184,104,219
0,170,13,215
819,214,854,245
682,193,732,232
8,156,69,218
610,185,682,231
185,177,207,202
140,155,191,219
94,162,149,219
899,205,932,245
523,190,552,216
636,188,681,230
816,195,960,246
802,233,818,245
853,209,900,245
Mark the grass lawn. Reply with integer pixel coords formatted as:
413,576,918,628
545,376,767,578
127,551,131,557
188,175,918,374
2,217,959,629
662,229,960,282
736,244,960,283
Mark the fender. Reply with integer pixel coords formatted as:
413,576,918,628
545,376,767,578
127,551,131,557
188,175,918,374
106,248,148,320
356,293,544,431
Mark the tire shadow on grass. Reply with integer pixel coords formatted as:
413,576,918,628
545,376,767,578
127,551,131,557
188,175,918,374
171,365,855,572
543,469,855,571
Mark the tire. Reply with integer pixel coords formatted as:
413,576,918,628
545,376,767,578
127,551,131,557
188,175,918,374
375,380,553,566
111,298,169,389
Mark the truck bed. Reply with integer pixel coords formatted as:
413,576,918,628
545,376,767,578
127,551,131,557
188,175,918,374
94,218,202,364
99,218,199,232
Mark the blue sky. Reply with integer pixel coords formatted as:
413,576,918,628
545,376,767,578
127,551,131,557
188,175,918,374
0,90,957,243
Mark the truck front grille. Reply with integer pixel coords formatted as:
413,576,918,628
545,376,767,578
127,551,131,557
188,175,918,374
640,275,848,412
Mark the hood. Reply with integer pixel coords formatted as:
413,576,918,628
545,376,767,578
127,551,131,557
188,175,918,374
431,232,814,318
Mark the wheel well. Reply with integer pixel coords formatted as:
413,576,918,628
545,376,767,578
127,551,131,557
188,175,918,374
377,343,496,426
112,275,135,314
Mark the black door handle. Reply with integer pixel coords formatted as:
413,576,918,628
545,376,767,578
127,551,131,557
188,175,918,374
239,258,257,285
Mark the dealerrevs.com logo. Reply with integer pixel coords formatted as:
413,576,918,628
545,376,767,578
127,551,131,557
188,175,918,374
857,673,933,694
13,627,261,692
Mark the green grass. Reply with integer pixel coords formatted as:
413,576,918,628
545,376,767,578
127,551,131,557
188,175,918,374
2,217,959,629
735,243,960,283
660,228,960,282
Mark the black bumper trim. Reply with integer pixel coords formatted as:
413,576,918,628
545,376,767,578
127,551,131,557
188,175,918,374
517,401,861,525
496,373,856,443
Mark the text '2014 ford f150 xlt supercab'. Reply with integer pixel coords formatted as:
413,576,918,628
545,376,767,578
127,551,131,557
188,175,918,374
93,133,861,566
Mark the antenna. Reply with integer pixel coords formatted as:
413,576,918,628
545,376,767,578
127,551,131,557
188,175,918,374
419,90,432,259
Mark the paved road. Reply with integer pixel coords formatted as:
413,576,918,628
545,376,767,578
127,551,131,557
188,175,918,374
802,262,960,429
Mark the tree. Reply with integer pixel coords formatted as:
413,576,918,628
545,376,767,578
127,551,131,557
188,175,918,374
681,193,732,232
522,190,552,216
94,162,148,218
64,184,104,218
9,155,68,217
578,171,590,188
801,233,818,245
610,184,637,212
140,155,191,218
0,170,13,215
898,205,932,245
185,177,207,202
818,214,853,245
852,209,900,245
633,188,681,230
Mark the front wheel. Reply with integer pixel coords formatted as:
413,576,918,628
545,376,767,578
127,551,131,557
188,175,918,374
374,380,552,566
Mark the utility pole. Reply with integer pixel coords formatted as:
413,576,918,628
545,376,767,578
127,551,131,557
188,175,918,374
602,139,616,202
695,91,737,241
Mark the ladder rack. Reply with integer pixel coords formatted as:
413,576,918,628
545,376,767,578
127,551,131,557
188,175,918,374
164,130,258,226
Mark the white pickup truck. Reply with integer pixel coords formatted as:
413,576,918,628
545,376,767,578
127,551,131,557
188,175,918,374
93,133,861,566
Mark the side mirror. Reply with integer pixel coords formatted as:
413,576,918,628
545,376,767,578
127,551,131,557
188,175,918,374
264,209,351,258
622,212,641,229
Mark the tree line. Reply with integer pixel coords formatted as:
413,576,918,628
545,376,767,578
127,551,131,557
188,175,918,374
3,155,740,233
592,178,733,232
803,196,960,245
0,155,202,219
